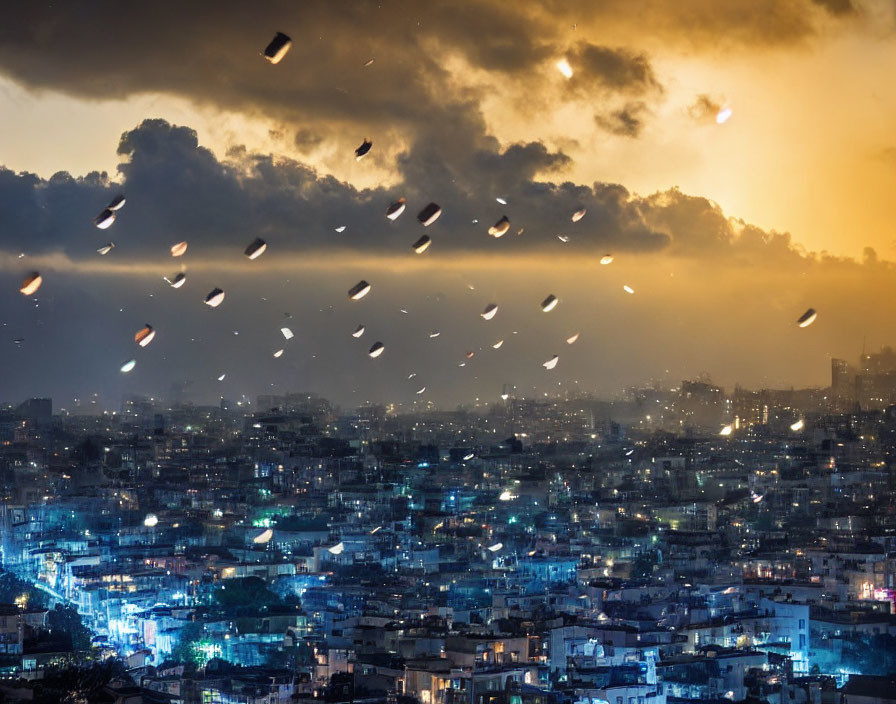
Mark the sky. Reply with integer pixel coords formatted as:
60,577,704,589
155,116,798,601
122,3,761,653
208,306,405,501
2,0,896,410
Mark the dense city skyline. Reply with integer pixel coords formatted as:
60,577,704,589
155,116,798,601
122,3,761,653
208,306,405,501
4,1,896,407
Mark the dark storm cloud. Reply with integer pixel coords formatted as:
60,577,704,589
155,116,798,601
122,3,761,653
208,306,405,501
0,118,859,266
595,102,649,138
640,189,810,261
0,118,667,260
0,0,856,197
0,0,846,160
0,0,557,138
567,44,660,95
0,0,851,115
0,167,115,254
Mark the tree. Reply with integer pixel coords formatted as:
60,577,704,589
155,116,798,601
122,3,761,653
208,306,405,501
31,660,130,704
47,604,92,652
0,569,48,609
630,550,659,579
213,576,282,607
171,621,206,664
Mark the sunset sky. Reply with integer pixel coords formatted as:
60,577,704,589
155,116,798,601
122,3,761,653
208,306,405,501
2,0,895,409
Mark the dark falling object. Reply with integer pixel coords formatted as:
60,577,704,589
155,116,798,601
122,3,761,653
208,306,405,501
412,235,431,254
263,32,292,64
417,202,442,226
355,139,373,160
244,237,267,260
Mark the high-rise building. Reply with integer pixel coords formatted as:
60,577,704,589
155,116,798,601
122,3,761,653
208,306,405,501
831,358,854,402
13,398,51,422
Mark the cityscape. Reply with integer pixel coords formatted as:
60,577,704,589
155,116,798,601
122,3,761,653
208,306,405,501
2,1,896,702
0,345,894,702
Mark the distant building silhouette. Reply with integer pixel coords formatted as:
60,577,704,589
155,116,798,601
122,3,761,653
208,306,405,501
832,346,896,410
13,398,51,422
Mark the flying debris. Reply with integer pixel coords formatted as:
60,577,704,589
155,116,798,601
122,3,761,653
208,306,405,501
94,209,116,229
543,355,559,370
492,340,504,349
751,492,764,504
481,304,499,321
465,351,475,359
273,349,284,358
790,419,805,432
97,242,115,255
622,285,635,295
495,197,508,205
205,288,226,307
368,341,385,358
719,424,733,436
416,386,426,394
143,513,158,528
348,281,371,300
13,338,24,346
328,542,345,555
429,331,440,338
797,308,817,328
244,238,267,260
571,208,586,222
19,273,42,296
463,452,475,461
134,325,155,347
217,373,226,381
499,490,513,501
399,309,409,314
281,327,294,340
458,362,466,367
556,57,573,78
168,273,186,289
120,359,136,373
364,58,375,67
370,526,382,534
716,106,733,124
412,235,432,254
417,202,442,226
171,241,188,257
106,194,126,211
557,235,570,243
386,198,406,220
600,254,614,265
253,528,273,544
566,333,580,344
263,32,292,64
486,542,503,552
355,139,373,160
541,294,559,312
408,373,417,379
501,393,509,400
335,225,346,233
352,325,366,338
488,216,510,238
